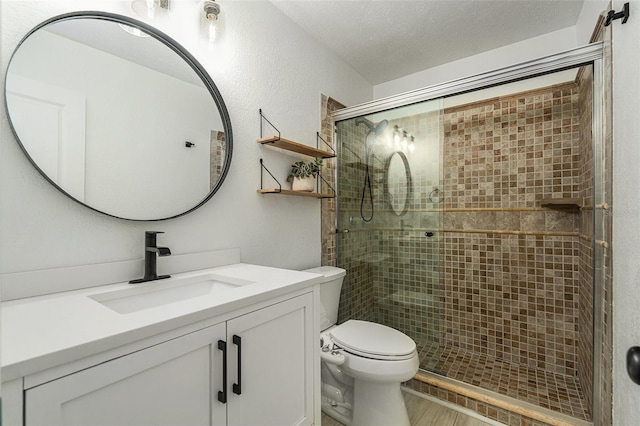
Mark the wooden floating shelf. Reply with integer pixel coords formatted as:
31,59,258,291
540,198,583,209
257,136,336,158
258,189,335,198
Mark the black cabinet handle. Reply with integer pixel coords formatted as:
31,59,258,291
233,335,242,395
217,340,227,403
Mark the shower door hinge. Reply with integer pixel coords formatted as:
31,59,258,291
605,2,630,26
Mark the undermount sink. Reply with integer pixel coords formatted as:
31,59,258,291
89,273,253,314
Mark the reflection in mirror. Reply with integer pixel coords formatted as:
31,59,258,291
209,130,226,190
5,12,232,220
384,151,412,216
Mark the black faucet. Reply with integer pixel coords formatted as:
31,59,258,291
129,231,172,284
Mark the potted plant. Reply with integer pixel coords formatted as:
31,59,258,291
287,157,322,192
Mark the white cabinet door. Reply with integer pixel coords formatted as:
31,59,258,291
25,323,226,426
226,293,314,426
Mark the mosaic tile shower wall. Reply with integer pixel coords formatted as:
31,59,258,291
442,83,582,377
209,130,225,190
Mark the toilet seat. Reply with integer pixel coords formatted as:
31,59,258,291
329,320,416,361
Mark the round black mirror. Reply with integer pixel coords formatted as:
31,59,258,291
4,12,232,220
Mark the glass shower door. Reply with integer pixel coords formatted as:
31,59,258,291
335,99,444,371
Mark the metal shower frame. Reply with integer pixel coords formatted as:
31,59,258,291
330,41,605,422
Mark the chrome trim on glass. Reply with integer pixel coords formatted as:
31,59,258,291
591,55,605,425
332,43,603,122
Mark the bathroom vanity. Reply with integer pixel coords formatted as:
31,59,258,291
1,262,322,426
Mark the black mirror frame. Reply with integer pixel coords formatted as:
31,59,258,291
4,11,233,221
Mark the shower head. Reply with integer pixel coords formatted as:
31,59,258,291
355,118,388,136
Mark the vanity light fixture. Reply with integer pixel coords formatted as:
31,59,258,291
203,0,222,44
131,0,170,20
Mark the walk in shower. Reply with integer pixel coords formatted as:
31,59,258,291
332,44,606,424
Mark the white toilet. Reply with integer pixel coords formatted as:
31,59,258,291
304,266,419,426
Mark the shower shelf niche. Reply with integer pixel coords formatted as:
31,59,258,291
540,197,583,210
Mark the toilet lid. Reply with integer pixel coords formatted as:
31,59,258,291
329,320,416,358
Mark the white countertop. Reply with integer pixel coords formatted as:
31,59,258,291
1,263,322,382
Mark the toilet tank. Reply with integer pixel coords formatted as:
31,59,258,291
303,266,346,331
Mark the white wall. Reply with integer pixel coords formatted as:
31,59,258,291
611,0,640,423
372,27,578,99
372,0,610,100
0,0,372,277
576,0,610,44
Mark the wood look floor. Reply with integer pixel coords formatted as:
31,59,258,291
321,392,495,426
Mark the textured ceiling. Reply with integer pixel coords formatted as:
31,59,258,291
270,0,585,85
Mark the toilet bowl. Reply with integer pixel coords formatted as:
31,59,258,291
304,266,419,426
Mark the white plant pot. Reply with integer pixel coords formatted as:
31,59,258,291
292,176,315,192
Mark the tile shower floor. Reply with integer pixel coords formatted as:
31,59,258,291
418,342,591,422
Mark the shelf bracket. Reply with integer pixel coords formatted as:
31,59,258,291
316,132,335,156
259,109,281,141
317,171,335,198
259,158,281,193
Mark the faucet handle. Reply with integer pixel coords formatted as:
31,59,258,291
144,231,165,246
145,231,164,236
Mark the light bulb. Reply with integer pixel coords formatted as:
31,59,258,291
208,21,219,43
204,1,222,45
